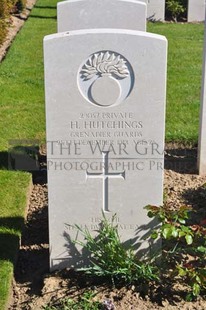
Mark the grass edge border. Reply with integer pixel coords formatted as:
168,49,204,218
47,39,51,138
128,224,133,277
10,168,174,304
5,174,33,310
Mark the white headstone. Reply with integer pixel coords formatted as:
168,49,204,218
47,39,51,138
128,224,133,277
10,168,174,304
44,29,167,270
139,0,165,21
198,5,206,175
188,0,205,22
57,0,147,32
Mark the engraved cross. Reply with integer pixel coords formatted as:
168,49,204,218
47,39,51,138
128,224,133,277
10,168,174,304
86,151,125,212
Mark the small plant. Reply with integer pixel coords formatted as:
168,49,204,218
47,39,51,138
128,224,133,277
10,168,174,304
73,213,158,286
146,205,206,299
0,0,25,47
166,0,185,22
0,0,13,46
0,19,7,46
44,291,102,310
15,0,26,13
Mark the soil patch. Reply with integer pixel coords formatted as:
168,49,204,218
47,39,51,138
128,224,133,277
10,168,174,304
8,145,206,309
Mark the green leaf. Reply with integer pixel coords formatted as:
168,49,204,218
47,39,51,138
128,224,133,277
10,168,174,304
186,293,194,302
179,230,185,238
151,230,158,239
195,275,201,284
181,225,191,233
178,218,186,224
197,246,206,253
162,227,171,239
185,234,193,245
193,283,200,296
177,266,187,276
171,227,178,238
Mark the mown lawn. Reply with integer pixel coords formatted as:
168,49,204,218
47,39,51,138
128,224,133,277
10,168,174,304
0,1,61,308
0,171,31,310
0,1,204,308
148,22,204,143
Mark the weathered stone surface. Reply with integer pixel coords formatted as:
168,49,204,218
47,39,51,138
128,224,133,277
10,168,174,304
139,0,165,21
57,0,147,32
188,0,205,22
198,15,206,175
44,29,167,270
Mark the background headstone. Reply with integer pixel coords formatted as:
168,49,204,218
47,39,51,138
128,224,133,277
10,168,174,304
44,29,167,270
188,0,205,22
198,5,206,175
57,0,147,32
139,0,165,21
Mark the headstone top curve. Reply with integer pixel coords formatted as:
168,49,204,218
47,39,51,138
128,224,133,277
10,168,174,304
57,0,147,6
44,29,167,43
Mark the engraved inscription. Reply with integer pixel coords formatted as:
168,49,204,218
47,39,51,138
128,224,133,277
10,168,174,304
80,51,129,80
86,151,125,212
67,112,143,142
78,50,134,107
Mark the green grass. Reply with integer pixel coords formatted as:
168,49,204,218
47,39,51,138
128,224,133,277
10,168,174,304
0,1,61,309
0,171,31,310
0,0,60,150
148,22,204,143
0,3,204,308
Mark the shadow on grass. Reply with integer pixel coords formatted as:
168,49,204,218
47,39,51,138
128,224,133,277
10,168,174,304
0,216,25,264
0,233,20,263
34,4,57,10
30,3,57,19
30,15,57,19
0,216,24,232
0,151,8,170
0,149,39,171
0,143,47,183
34,5,57,9
0,142,40,171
